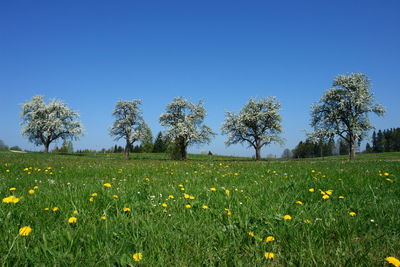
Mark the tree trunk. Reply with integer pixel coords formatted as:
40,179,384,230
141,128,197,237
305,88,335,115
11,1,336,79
124,141,130,160
255,146,261,161
181,140,187,160
349,135,356,160
44,143,50,153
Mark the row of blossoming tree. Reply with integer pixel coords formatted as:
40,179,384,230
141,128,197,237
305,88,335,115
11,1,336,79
20,73,385,160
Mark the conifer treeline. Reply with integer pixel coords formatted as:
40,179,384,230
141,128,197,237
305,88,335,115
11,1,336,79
366,128,400,153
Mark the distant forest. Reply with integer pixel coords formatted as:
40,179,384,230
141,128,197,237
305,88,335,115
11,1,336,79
283,128,400,158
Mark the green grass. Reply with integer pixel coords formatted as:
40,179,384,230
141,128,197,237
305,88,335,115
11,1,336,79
0,151,399,266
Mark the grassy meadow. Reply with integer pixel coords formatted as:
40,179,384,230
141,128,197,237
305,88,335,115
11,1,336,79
1,151,399,266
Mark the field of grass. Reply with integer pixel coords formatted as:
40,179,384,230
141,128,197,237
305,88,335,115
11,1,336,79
1,151,399,266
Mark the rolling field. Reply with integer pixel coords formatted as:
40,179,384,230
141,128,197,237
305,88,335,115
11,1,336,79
1,152,399,266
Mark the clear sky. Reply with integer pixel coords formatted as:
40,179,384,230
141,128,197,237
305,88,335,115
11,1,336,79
1,0,399,157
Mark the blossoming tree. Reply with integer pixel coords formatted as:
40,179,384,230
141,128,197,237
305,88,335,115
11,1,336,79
221,97,283,160
311,73,385,159
20,95,84,153
110,100,150,160
159,97,215,160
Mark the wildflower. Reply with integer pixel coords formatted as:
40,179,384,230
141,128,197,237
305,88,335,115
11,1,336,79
91,193,98,197
202,205,209,209
180,188,185,191
225,189,230,195
184,194,190,199
2,196,20,203
304,219,311,224
33,186,39,189
113,194,119,199
168,195,174,199
132,252,143,262
386,178,394,183
349,212,356,217
210,187,216,191
103,183,112,188
161,203,168,208
311,170,315,173
385,257,400,267
9,187,16,191
178,184,184,188
248,232,255,237
283,214,292,220
225,208,232,216
264,252,275,259
44,208,49,211
339,196,345,199
123,207,131,212
265,236,275,242
189,195,195,200
296,200,303,205
101,216,107,221
322,195,330,200
185,204,191,209
309,188,315,192
73,210,78,215
28,189,35,194
326,190,333,195
52,207,59,212
19,226,32,236
384,172,389,176
89,197,94,202
68,217,77,224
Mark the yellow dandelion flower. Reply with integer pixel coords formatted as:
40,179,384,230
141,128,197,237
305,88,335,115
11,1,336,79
89,197,94,202
168,195,174,199
339,196,345,199
384,172,389,176
311,170,315,173
322,195,330,200
304,219,311,224
19,226,32,236
91,193,98,197
68,217,77,224
264,252,275,259
2,196,20,203
349,211,356,217
296,200,303,205
265,236,275,242
178,184,184,188
248,232,255,237
113,194,119,199
326,190,333,195
145,177,151,182
103,183,112,188
101,216,107,220
180,188,185,191
183,194,190,199
73,210,78,215
161,203,168,208
210,187,217,191
225,189,230,195
309,188,315,192
132,252,143,262
185,204,191,209
189,195,195,200
123,207,131,212
52,207,59,212
385,257,400,267
202,205,209,209
386,178,394,183
9,187,16,191
44,208,49,211
283,214,292,220
33,186,39,189
28,189,35,194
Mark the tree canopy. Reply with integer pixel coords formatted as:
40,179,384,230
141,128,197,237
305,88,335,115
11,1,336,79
20,95,84,153
159,97,215,160
311,73,385,159
221,97,283,160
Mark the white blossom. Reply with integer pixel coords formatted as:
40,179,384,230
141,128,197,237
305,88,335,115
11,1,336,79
221,97,283,160
20,95,84,152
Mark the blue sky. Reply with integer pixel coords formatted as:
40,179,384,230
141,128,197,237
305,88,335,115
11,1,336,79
1,0,399,157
